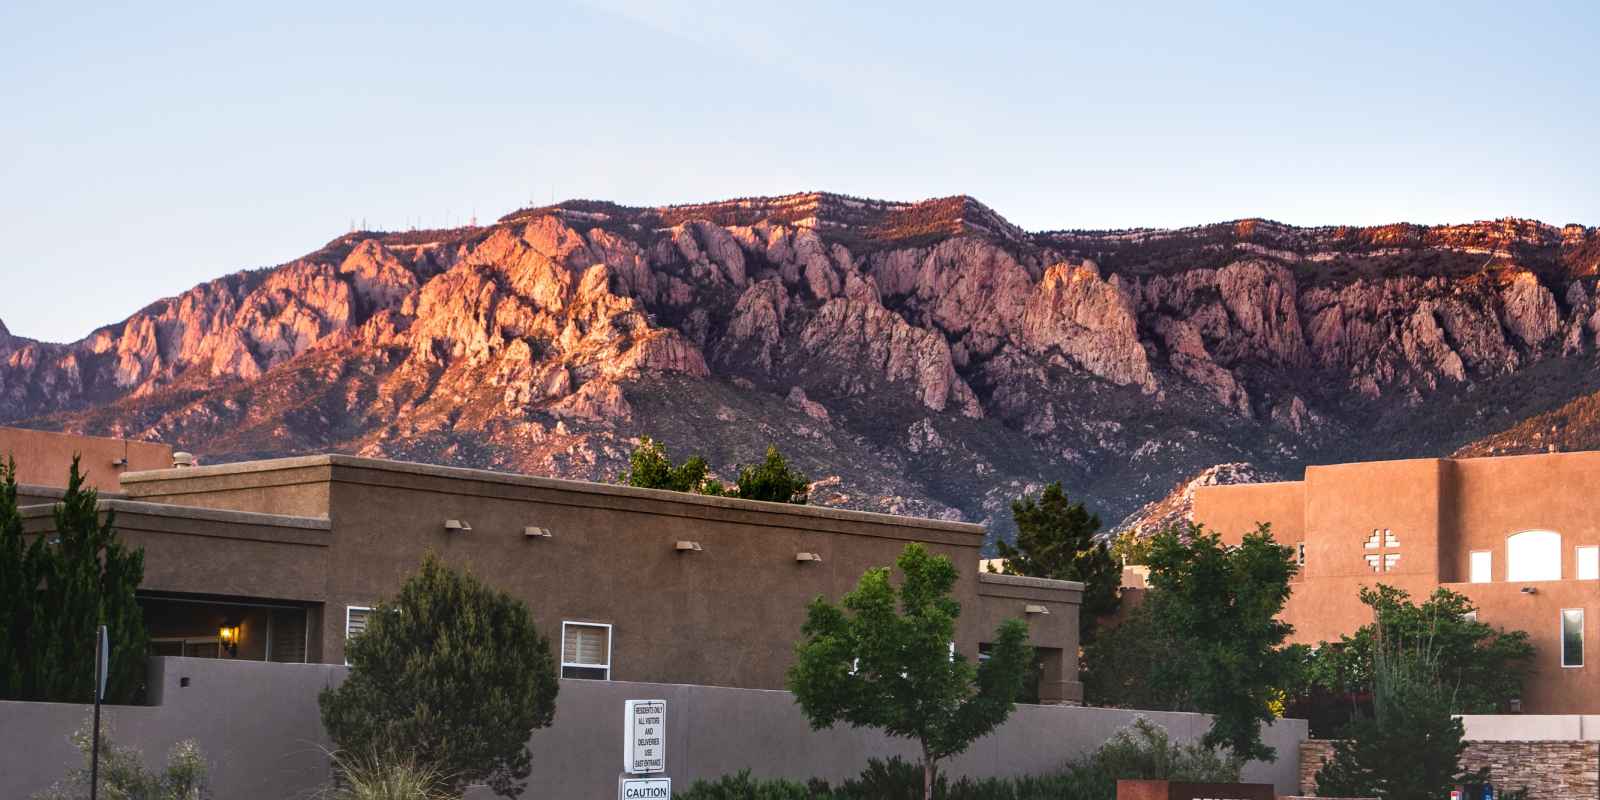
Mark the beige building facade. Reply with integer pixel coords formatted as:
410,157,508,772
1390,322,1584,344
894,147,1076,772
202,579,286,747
7,429,1084,703
1194,450,1600,713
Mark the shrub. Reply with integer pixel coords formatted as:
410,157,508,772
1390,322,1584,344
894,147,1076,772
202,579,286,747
318,554,558,798
32,721,207,800
319,749,456,800
676,770,821,800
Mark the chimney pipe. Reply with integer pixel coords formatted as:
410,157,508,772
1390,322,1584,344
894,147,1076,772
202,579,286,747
172,452,196,469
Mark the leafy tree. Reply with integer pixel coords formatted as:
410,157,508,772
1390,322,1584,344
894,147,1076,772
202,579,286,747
1109,530,1155,566
731,445,809,504
1141,523,1298,762
1315,605,1487,800
319,554,559,798
1296,585,1533,733
1,458,148,703
1081,604,1181,710
992,483,1120,640
618,436,725,495
788,543,1033,800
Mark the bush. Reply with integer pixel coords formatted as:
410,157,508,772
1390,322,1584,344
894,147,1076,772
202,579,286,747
678,720,1237,800
318,554,558,798
33,721,207,800
318,749,456,800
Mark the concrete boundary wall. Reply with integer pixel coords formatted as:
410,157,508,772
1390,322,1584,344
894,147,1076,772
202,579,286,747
1,658,1307,799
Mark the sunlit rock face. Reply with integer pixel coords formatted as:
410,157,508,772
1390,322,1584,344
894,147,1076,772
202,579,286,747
4,192,1598,547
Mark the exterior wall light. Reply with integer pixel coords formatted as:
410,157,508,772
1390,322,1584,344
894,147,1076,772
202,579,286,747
524,526,553,539
444,519,472,532
675,540,704,552
1024,604,1050,615
218,621,241,657
795,552,823,563
1520,586,1538,594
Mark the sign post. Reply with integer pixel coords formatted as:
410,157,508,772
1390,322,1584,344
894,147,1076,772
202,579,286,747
620,699,669,799
89,624,108,800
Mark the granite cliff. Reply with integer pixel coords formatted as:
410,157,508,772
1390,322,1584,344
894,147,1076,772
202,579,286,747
4,193,1597,546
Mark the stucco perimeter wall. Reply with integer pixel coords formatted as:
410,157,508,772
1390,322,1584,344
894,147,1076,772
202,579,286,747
0,658,1308,800
1299,739,1600,800
0,426,171,491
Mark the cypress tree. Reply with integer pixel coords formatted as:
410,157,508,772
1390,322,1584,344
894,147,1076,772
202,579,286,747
1,457,148,703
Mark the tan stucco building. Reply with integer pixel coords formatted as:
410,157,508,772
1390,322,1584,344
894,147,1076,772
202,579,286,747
6,427,1084,704
1194,450,1600,713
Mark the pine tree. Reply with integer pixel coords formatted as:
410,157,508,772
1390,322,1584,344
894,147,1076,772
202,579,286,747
318,554,559,798
731,445,809,504
994,482,1120,640
0,458,34,697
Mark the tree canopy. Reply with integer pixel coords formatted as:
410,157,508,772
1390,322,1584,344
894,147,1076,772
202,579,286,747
787,543,1032,800
318,554,559,798
729,445,809,504
993,482,1120,639
1,458,148,703
619,438,810,504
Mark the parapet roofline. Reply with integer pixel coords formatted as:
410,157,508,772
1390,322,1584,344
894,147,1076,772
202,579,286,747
17,499,331,530
120,453,987,536
978,571,1086,592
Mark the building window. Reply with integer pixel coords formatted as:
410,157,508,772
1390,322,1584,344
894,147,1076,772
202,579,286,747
1463,611,1478,623
1297,543,1306,567
561,621,612,680
1507,530,1562,582
1470,551,1492,584
1562,609,1584,668
1579,547,1599,581
344,606,373,666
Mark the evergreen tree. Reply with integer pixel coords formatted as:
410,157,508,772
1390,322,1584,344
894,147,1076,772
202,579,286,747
319,554,559,799
788,543,1032,800
2,457,148,703
993,482,1120,639
731,445,809,504
617,437,725,496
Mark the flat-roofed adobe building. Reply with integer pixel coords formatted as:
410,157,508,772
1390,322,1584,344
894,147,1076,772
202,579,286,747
1193,450,1600,713
16,452,1084,704
1,425,172,495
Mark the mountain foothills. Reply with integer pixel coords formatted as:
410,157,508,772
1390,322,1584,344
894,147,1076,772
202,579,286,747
3,193,1599,546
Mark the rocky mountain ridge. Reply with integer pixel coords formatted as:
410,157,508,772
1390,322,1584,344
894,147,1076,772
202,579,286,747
3,191,1597,547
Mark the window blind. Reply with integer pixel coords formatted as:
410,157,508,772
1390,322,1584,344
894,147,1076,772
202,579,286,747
563,623,609,666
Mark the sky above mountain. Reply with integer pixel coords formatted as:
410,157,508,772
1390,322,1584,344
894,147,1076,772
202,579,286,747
2,0,1597,343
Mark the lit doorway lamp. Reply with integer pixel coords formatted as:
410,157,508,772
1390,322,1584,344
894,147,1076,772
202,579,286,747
219,619,241,658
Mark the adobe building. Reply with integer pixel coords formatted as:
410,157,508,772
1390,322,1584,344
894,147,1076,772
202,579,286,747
1193,450,1600,714
0,425,172,494
10,443,1084,704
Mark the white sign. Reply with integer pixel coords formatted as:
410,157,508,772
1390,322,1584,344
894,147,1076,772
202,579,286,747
619,776,671,799
624,699,666,774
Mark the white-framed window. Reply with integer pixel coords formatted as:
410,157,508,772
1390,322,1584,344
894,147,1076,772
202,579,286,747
1470,550,1493,584
1462,611,1478,623
1507,530,1562,582
344,606,373,666
561,621,612,680
1561,609,1585,668
1297,543,1306,567
1579,547,1599,581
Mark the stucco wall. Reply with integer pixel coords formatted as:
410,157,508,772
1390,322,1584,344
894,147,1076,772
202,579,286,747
0,426,171,491
0,658,1307,799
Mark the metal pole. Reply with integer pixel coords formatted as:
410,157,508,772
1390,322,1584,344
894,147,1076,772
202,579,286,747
90,624,107,800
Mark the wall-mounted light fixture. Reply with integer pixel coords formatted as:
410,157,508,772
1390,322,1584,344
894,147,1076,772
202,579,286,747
218,620,241,657
795,552,823,563
111,458,128,467
674,540,703,553
1024,604,1050,615
524,526,553,539
1520,586,1538,595
1509,698,1523,713
444,519,472,532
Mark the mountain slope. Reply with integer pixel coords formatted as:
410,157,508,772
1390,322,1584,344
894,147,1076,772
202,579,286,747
4,192,1598,546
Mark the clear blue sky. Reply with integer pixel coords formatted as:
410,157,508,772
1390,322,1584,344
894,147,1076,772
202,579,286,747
3,0,1596,343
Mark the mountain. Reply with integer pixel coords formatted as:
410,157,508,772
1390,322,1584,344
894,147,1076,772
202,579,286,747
3,192,1598,547
1111,462,1283,539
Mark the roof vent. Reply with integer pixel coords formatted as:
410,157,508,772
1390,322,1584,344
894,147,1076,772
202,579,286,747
172,452,196,469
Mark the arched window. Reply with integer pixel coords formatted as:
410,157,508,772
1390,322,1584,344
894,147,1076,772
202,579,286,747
1506,530,1562,582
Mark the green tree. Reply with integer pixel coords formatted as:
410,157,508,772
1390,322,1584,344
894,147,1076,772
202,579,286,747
318,554,559,798
1302,586,1532,727
1,458,148,703
1142,523,1298,762
1315,604,1487,800
992,483,1120,640
731,445,809,504
787,543,1033,800
618,436,725,495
